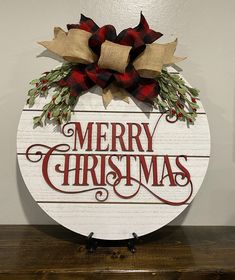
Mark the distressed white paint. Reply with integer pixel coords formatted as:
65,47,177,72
17,76,210,239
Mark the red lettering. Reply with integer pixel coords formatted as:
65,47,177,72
142,123,155,152
81,155,100,186
73,154,82,186
121,155,137,186
96,122,109,151
160,155,176,186
110,123,128,151
139,155,162,186
127,123,144,151
73,122,93,151
175,155,191,184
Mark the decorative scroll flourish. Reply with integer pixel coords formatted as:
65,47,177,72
26,144,52,163
165,112,179,123
25,144,108,202
26,143,70,162
62,122,77,138
106,172,193,206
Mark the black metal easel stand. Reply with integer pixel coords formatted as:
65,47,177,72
127,232,139,253
86,232,97,253
86,232,139,253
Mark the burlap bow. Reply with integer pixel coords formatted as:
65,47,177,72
39,14,185,107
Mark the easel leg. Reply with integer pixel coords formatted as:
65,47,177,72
86,232,98,253
127,232,139,253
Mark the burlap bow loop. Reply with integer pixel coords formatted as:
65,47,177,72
39,28,184,78
98,41,132,73
133,39,186,78
39,27,97,64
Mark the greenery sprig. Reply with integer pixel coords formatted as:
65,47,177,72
154,68,200,125
27,64,200,127
27,63,76,126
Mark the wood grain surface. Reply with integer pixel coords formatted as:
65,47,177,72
0,225,234,280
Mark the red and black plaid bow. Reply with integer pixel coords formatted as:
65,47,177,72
59,13,163,103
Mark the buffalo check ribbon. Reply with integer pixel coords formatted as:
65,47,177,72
39,13,185,107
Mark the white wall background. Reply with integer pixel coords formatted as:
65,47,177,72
0,0,234,225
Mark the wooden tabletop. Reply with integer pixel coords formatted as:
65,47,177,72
0,225,234,279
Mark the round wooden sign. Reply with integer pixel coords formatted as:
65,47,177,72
17,73,210,240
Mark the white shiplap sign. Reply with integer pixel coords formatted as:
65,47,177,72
17,74,210,240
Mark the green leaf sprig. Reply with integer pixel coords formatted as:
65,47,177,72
154,69,200,125
27,63,77,127
27,64,200,127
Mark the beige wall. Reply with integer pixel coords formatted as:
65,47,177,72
0,0,234,225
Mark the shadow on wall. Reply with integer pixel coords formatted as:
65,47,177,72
169,205,191,226
37,49,64,63
16,158,56,224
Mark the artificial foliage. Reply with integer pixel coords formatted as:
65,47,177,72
28,63,199,127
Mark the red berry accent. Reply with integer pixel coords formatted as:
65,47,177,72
35,83,39,87
177,112,183,118
191,98,196,103
42,79,47,84
172,109,176,115
193,108,197,112
70,91,77,97
42,86,48,92
189,118,193,123
47,112,51,119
